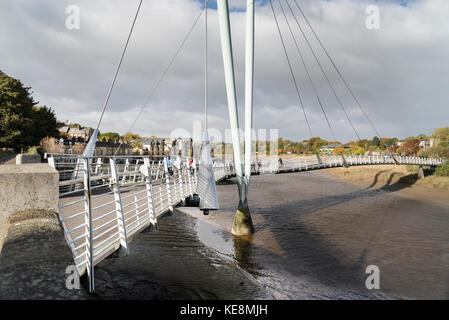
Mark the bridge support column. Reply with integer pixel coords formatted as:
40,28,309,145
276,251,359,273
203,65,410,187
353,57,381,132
418,165,425,179
217,0,254,235
316,153,322,166
341,154,349,168
231,185,255,236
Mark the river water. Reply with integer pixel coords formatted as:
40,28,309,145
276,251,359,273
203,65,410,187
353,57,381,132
94,171,449,300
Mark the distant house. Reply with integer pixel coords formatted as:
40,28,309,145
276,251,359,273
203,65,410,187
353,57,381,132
135,138,165,156
366,150,381,156
319,144,349,154
59,126,70,134
398,138,437,150
165,137,193,157
59,125,92,142
94,139,132,156
132,137,195,158
418,138,436,149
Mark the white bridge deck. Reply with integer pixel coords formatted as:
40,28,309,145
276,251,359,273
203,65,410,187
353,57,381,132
47,153,443,291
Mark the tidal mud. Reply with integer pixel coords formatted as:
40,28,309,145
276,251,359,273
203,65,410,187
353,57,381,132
92,172,449,299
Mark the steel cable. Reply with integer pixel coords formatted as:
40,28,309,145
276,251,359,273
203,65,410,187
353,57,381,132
269,0,313,138
278,0,337,142
283,0,361,141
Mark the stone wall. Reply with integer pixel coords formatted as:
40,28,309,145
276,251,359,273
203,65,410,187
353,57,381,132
15,154,41,164
0,164,87,298
0,164,59,251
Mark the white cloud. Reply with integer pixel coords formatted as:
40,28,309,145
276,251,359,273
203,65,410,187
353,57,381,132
0,0,448,143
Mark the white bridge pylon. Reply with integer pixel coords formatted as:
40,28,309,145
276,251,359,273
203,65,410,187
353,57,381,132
197,131,219,213
217,0,256,235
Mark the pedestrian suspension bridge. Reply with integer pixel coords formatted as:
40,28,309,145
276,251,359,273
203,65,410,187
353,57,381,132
44,0,444,292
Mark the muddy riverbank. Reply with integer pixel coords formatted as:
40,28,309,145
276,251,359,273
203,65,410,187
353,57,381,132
91,208,270,300
91,171,449,299
317,165,449,209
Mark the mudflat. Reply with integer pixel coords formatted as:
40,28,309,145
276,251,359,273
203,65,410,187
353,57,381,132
180,171,449,299
91,170,449,299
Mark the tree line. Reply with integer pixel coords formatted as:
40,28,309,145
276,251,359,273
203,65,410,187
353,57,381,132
0,71,59,152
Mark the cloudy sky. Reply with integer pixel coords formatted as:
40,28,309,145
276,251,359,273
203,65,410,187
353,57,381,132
1,0,448,143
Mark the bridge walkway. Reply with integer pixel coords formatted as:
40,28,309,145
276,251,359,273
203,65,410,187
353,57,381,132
47,153,442,291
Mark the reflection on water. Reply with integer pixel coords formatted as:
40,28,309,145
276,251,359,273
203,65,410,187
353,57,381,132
232,235,266,277
93,208,270,300
95,172,449,299
192,172,449,299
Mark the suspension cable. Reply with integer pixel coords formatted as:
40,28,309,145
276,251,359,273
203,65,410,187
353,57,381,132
269,0,313,138
204,0,208,132
113,7,205,155
284,0,361,141
96,0,143,131
293,0,381,138
278,0,336,142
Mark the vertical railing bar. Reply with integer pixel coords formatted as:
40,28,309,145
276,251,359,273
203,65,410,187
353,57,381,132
143,157,157,228
164,157,174,212
110,158,129,256
82,157,95,292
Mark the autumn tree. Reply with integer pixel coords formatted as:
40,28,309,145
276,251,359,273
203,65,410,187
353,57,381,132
433,127,449,148
380,137,398,150
306,137,328,153
398,139,420,156
123,132,143,150
277,137,284,154
345,145,366,155
71,142,85,155
333,147,346,155
418,127,449,159
40,137,63,154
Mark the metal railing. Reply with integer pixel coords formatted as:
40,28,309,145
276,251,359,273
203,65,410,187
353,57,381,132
278,154,444,173
48,154,204,292
47,153,442,292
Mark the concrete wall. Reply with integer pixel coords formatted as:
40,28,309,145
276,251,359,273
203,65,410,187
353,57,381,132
0,164,59,250
15,153,41,164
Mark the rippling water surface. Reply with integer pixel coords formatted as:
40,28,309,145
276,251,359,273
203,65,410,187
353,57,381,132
95,172,449,299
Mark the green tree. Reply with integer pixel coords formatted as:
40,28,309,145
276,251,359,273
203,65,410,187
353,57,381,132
0,71,36,151
123,132,143,149
306,137,328,153
416,133,428,140
433,127,449,147
31,106,59,145
380,137,398,150
435,161,449,176
418,127,449,159
98,132,121,142
0,71,60,151
277,137,284,154
370,136,380,147
345,145,366,155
